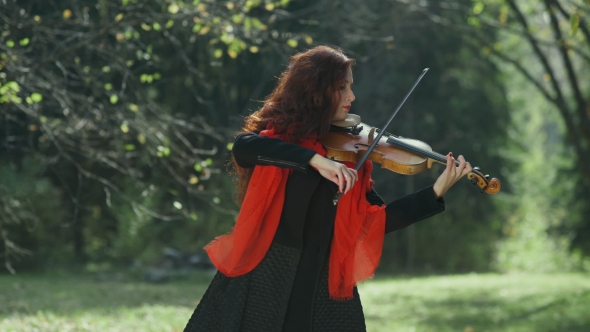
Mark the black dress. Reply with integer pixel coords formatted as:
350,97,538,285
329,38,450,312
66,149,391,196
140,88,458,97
184,133,445,332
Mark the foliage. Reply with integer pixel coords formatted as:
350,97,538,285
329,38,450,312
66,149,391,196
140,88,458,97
0,157,68,272
491,59,590,272
393,0,590,258
1,272,589,331
0,0,305,269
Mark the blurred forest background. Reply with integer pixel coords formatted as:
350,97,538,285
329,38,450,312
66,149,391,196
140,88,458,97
2,0,590,330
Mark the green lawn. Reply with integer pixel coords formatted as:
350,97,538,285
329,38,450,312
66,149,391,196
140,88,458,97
1,272,589,331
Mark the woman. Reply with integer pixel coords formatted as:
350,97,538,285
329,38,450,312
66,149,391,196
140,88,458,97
184,45,471,332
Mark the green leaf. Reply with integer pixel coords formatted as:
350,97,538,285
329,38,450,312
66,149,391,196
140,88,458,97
214,49,223,58
472,2,484,15
569,14,580,36
251,18,263,29
157,146,170,156
229,39,242,53
153,22,162,31
468,16,481,28
166,20,175,28
168,3,180,14
194,163,203,172
190,213,199,221
122,0,129,5
287,39,298,48
570,13,580,29
9,95,22,103
206,158,213,165
120,122,129,133
5,81,20,92
19,38,30,46
245,0,262,10
124,144,136,151
104,83,113,91
226,142,233,150
153,72,161,80
212,197,220,204
102,66,111,73
220,33,233,44
232,14,243,24
26,97,33,104
30,92,43,102
6,40,14,48
110,95,119,104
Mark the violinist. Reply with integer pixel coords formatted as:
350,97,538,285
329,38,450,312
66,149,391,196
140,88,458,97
184,45,472,332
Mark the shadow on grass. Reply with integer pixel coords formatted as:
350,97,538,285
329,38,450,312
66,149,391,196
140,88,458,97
0,271,216,318
366,289,590,332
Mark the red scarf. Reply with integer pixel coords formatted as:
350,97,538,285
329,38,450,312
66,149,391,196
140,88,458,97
205,127,386,300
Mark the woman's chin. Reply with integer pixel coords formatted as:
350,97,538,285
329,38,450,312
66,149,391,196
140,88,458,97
332,114,347,122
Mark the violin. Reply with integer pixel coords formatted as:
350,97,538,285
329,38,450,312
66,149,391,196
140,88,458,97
320,114,501,195
323,68,500,205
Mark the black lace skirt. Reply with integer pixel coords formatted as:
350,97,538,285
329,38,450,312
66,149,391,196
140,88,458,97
183,243,367,332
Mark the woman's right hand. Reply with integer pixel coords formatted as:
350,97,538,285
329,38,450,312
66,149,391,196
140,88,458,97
309,154,358,194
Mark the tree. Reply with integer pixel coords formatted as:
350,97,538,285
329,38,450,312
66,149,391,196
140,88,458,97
0,0,301,270
392,0,590,256
393,0,590,185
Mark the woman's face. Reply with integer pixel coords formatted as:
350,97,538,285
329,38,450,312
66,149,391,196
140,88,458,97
332,68,355,121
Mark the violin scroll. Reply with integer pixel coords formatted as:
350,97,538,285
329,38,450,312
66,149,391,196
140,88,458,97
467,167,501,194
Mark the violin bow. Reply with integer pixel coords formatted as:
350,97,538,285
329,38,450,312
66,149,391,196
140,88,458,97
332,68,430,205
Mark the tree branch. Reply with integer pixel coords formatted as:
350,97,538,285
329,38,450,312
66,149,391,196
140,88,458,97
551,0,590,53
545,0,589,138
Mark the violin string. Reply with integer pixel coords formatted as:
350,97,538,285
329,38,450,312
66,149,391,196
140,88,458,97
387,138,440,160
388,138,459,165
377,129,461,166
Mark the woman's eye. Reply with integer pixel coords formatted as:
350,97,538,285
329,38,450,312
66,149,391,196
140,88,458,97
339,86,346,90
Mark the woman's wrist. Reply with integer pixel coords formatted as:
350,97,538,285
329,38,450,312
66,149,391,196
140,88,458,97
432,183,445,199
309,154,323,168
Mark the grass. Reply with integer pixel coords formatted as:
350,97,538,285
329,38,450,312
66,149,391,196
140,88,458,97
1,272,589,331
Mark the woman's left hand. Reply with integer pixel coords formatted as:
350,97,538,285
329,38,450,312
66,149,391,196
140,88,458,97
432,152,472,199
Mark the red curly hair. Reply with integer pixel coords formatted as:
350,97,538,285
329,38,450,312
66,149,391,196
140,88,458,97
232,46,355,204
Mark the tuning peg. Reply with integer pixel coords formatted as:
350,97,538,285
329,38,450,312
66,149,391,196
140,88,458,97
471,178,478,185
484,174,490,179
473,166,481,172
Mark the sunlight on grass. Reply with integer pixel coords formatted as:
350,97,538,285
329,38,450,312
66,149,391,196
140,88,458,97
361,273,590,332
1,272,589,331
